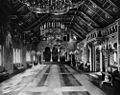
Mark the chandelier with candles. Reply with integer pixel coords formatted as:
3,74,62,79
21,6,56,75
18,0,84,15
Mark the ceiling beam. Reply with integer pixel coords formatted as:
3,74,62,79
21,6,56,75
69,0,85,28
72,26,86,38
26,14,50,30
109,0,120,7
73,23,87,36
76,15,94,29
89,0,113,21
84,2,110,24
108,0,120,9
25,14,50,30
71,29,84,39
80,12,100,27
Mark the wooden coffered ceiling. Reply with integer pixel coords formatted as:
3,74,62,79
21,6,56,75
0,0,120,44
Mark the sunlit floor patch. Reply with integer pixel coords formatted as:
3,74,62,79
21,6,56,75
62,91,90,95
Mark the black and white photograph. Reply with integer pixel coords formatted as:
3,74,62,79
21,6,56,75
0,0,120,95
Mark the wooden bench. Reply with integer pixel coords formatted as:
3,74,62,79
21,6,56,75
0,66,9,82
13,63,25,74
26,62,33,68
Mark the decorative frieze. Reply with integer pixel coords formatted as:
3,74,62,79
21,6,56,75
101,21,118,37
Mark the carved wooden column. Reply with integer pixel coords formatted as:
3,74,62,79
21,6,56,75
50,48,52,62
88,44,92,71
99,45,103,72
118,20,120,71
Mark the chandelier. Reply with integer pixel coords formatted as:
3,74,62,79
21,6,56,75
18,0,83,15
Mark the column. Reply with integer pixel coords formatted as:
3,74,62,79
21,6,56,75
100,46,103,72
50,48,52,62
58,48,60,62
92,45,96,71
41,51,44,63
104,51,109,72
2,46,5,66
88,46,92,71
117,21,120,71
94,46,97,71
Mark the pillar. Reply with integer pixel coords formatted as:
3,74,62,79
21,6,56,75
50,48,52,62
91,45,96,71
100,49,103,72
88,45,92,71
58,48,60,62
41,51,44,63
118,20,120,71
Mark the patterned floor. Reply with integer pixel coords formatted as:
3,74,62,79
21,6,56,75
0,63,106,95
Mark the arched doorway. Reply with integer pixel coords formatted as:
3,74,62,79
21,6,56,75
52,47,58,62
43,47,51,62
96,48,100,71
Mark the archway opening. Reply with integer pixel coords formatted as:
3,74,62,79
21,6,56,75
52,46,58,62
43,47,51,62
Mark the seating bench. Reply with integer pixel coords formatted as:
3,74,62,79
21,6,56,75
13,63,25,74
26,62,33,68
0,66,9,82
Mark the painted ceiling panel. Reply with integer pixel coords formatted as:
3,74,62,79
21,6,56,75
72,25,87,38
102,1,111,9
100,12,113,23
91,0,120,18
106,5,120,15
77,12,99,27
71,29,84,39
94,16,108,26
81,5,95,17
74,22,88,35
75,16,93,32
85,0,99,12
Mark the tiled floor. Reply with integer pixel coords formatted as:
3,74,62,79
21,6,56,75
0,63,106,95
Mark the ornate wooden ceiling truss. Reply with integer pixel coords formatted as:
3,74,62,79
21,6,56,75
1,0,120,45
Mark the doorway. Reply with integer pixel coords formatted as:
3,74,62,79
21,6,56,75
52,47,58,62
43,47,51,62
96,48,100,71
